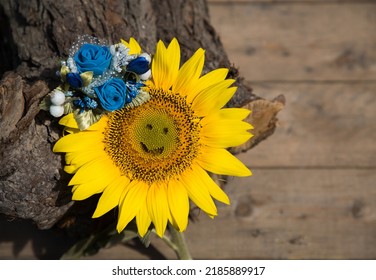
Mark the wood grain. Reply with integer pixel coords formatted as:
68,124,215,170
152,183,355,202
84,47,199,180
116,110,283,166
209,2,376,81
238,82,376,168
81,168,376,259
183,169,376,259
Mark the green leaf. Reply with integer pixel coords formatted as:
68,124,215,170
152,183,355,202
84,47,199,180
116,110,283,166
73,108,103,130
126,89,150,108
39,96,51,111
140,230,152,248
63,98,75,114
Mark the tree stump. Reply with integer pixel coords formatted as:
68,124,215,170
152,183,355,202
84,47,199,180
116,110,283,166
0,0,284,236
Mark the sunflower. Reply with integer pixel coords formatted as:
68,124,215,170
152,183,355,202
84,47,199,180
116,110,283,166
53,38,253,237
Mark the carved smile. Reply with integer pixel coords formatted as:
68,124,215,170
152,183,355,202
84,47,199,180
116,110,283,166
140,142,164,155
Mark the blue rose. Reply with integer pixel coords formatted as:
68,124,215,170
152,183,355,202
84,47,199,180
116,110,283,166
74,44,112,76
94,78,127,111
66,72,83,88
127,57,149,75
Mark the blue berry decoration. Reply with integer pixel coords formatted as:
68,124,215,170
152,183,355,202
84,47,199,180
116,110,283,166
66,72,84,88
127,56,150,75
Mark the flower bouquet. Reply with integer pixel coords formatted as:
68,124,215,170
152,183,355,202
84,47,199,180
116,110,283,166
41,35,253,259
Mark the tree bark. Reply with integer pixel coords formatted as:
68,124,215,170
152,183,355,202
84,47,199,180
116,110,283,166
0,0,284,232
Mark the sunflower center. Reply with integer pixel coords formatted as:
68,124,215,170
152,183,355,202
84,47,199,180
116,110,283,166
103,87,201,183
134,111,177,157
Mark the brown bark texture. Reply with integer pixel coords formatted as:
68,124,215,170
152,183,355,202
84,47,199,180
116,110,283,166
0,0,284,233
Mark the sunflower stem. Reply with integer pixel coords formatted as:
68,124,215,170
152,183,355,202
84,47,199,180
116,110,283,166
167,224,192,260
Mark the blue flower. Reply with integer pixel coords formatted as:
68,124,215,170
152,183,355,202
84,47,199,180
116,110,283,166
94,78,127,111
66,72,83,88
74,44,112,76
127,56,149,75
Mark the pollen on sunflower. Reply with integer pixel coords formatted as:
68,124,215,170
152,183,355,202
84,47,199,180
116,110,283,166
53,37,253,238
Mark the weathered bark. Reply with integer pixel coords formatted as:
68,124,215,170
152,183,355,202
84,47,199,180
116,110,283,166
0,0,284,232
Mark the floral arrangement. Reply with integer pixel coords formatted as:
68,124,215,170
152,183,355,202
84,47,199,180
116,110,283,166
41,35,253,259
41,35,152,130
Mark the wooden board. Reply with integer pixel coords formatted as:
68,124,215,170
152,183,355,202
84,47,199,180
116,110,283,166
183,169,376,259
79,168,376,260
209,2,376,81
238,82,376,168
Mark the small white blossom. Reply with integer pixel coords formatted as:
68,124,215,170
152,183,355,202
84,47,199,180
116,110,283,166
49,105,64,117
139,69,152,81
139,53,151,63
50,89,66,105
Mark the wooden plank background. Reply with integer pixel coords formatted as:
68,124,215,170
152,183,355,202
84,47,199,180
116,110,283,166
1,0,376,259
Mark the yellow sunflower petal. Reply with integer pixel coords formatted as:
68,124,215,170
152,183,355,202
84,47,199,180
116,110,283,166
116,180,148,233
65,150,105,169
92,176,131,218
192,81,236,117
59,113,78,129
167,179,189,232
64,127,80,134
193,165,230,205
147,183,169,237
200,108,251,126
173,48,205,97
53,132,103,153
180,167,218,217
201,133,252,149
166,38,181,88
136,203,152,237
64,164,78,174
151,38,180,90
186,68,229,103
121,37,141,55
201,120,253,148
151,40,167,89
59,113,106,131
69,157,120,186
197,146,252,177
71,176,111,201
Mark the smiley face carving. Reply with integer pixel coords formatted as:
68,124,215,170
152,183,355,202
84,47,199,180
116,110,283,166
135,113,178,157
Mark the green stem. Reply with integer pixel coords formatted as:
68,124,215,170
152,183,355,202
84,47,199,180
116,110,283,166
165,224,192,260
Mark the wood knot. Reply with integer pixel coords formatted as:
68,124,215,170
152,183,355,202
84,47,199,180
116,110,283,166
351,199,365,219
234,195,254,217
